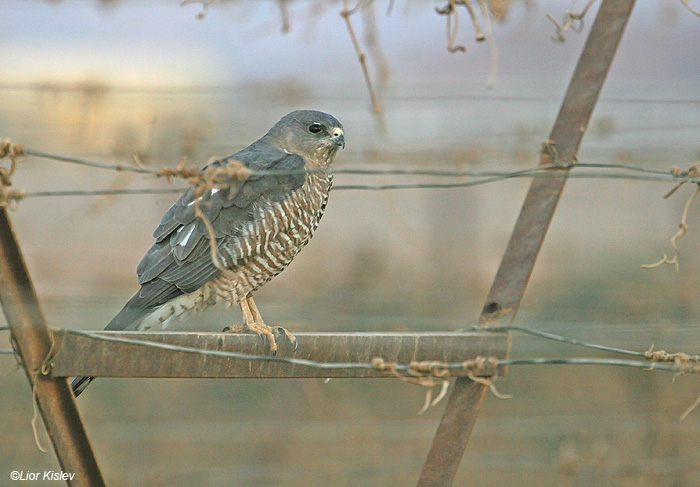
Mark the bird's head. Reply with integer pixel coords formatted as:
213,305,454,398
269,110,344,166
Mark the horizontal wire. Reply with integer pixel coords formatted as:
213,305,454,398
6,145,697,200
18,171,698,199
19,147,680,178
333,172,692,191
501,357,689,372
25,146,563,178
24,148,152,175
24,188,184,198
474,325,646,357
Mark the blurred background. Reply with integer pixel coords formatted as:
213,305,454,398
1,0,700,485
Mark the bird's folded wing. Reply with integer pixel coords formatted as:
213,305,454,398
135,147,306,299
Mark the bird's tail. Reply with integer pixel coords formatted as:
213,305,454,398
71,288,162,397
71,376,94,397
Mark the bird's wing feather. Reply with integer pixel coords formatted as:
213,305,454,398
106,144,306,331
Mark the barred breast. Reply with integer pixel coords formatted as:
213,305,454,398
209,172,333,303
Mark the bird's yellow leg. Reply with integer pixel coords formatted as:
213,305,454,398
246,296,264,324
222,297,278,355
247,296,297,350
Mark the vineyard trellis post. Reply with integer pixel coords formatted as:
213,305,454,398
0,209,106,486
417,1,637,485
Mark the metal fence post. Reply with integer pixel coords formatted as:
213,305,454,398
0,208,105,487
417,1,638,485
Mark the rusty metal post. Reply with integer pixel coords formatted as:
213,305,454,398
0,208,105,487
417,1,637,485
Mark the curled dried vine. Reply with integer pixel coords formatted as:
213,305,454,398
372,356,507,412
547,0,597,43
642,163,700,273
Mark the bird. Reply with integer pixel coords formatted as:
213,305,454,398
72,110,344,397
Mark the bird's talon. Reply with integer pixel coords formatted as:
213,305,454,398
273,326,298,351
285,332,299,351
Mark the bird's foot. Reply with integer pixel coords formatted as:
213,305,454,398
222,322,297,355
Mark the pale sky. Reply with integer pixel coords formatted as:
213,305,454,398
1,0,699,88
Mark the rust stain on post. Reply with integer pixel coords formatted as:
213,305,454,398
417,1,638,486
49,331,508,379
0,209,105,487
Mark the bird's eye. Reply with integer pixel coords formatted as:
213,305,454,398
308,123,323,134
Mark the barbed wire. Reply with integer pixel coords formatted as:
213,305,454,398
11,170,700,201
2,142,700,205
0,143,692,178
14,145,686,179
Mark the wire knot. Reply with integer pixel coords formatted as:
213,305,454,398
156,158,201,182
410,360,451,378
644,345,700,366
540,139,561,164
0,139,27,209
371,356,395,373
0,139,26,167
462,355,499,373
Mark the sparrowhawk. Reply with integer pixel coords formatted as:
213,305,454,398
72,110,344,396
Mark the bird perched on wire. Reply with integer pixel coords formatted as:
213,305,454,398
72,110,344,396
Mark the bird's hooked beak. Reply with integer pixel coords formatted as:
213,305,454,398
331,128,345,149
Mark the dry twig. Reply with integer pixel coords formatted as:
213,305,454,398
479,0,499,88
547,0,597,43
436,0,467,53
278,0,291,33
340,0,382,113
680,0,700,17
